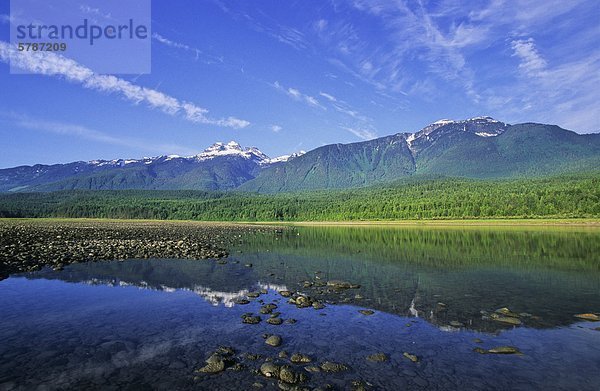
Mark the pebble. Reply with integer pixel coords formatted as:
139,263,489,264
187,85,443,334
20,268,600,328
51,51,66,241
266,335,282,347
267,317,283,325
366,353,388,362
0,220,281,275
290,353,312,364
320,361,348,372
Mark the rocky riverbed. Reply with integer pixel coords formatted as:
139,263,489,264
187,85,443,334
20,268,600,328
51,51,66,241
0,219,280,279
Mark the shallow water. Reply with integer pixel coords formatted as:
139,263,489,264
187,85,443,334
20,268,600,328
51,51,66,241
1,226,599,390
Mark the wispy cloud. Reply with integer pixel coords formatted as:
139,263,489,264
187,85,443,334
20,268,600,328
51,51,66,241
2,112,198,156
153,33,202,61
270,124,282,132
273,81,325,109
319,92,337,102
0,41,249,129
340,126,377,141
511,38,547,76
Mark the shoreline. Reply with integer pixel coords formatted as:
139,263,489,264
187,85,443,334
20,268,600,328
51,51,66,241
0,219,279,278
2,217,600,227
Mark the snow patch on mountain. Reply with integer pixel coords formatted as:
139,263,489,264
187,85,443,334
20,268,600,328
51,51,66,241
403,116,508,153
475,132,498,137
268,151,306,164
86,141,303,168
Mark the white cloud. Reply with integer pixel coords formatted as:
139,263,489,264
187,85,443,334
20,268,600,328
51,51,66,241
0,41,249,129
287,87,301,98
153,33,191,50
304,96,321,108
511,38,547,76
273,81,325,109
319,92,337,102
270,124,282,132
314,19,328,32
152,33,202,61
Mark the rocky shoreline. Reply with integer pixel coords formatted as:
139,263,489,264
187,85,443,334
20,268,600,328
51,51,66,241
0,219,279,279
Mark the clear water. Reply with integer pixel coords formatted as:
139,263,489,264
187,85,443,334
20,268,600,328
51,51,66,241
1,226,599,390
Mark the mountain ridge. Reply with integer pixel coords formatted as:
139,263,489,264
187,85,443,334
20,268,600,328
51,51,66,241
1,117,599,193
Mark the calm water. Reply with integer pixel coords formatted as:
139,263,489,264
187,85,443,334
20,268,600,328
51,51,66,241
1,226,599,390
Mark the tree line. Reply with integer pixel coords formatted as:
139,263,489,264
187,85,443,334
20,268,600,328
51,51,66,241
0,175,598,221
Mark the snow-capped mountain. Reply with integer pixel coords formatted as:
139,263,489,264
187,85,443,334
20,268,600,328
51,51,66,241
0,141,303,192
84,141,299,168
194,141,269,162
1,118,599,193
405,116,509,154
240,117,600,192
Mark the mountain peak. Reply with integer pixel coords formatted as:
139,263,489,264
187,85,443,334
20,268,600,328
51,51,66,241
195,141,269,162
405,116,509,153
465,116,500,123
432,119,455,125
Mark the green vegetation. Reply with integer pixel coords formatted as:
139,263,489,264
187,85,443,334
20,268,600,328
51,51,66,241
0,174,598,221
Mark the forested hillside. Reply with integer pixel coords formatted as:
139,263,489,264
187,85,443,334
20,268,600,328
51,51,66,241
1,174,598,221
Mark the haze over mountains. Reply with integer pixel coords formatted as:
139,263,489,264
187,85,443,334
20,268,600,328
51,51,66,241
1,117,599,193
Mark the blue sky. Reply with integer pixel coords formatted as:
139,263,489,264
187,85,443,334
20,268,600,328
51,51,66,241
0,0,599,167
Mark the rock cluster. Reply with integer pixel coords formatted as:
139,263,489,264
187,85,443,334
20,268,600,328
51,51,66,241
0,220,278,278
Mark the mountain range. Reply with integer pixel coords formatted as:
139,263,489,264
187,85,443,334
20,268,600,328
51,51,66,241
1,117,599,193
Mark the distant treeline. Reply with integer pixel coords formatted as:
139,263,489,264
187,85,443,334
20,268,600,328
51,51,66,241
0,174,598,220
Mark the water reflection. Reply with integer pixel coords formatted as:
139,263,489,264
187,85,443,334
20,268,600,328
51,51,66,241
1,225,599,390
23,225,600,333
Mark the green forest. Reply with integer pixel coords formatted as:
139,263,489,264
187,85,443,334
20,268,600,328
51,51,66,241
0,174,598,221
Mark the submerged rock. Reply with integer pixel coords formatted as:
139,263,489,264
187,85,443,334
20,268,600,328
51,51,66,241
279,365,306,384
197,360,225,374
475,346,522,355
351,380,370,391
495,307,520,318
266,335,282,347
359,310,375,316
490,314,522,325
267,317,283,325
242,314,262,324
366,353,388,362
326,280,352,289
290,353,312,364
278,351,289,359
574,313,600,321
487,346,522,354
260,362,280,378
260,304,278,314
403,352,419,362
244,353,262,361
320,361,348,372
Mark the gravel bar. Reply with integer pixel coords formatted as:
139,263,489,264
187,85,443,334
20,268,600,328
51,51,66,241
0,219,280,279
